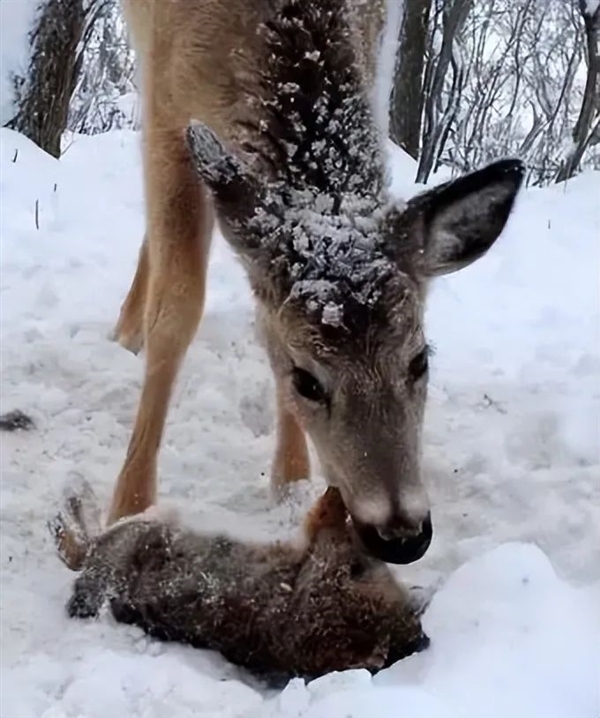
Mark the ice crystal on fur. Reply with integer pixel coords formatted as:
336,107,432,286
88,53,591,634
248,192,397,329
221,0,394,327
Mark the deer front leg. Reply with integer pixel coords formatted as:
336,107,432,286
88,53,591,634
271,382,311,500
112,238,149,355
108,125,213,524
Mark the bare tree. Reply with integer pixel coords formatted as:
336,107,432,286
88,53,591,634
417,0,473,182
6,0,87,157
4,0,114,157
68,0,138,134
413,0,596,186
556,0,600,182
389,0,431,159
4,0,597,184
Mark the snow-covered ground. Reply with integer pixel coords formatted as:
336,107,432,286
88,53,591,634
1,128,599,717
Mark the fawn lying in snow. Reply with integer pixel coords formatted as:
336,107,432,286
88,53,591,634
50,482,429,680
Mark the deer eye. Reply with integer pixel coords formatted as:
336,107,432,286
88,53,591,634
292,367,327,403
409,346,429,382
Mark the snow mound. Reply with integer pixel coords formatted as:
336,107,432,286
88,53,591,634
1,129,599,716
256,543,600,718
2,542,597,718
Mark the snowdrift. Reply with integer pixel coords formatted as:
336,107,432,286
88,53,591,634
1,128,599,717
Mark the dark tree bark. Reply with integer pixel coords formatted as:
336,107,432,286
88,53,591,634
6,0,86,158
389,0,432,160
556,0,600,182
416,0,473,183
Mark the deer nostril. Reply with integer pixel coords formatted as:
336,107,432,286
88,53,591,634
376,512,430,541
377,524,418,541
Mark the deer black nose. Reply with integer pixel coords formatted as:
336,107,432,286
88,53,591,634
352,513,433,565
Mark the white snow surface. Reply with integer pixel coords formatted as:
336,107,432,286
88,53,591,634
584,0,600,16
1,128,599,717
0,0,42,125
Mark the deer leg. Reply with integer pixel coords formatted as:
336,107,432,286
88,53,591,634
271,383,311,499
108,125,213,524
112,239,149,354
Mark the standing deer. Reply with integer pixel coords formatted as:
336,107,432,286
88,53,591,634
110,0,524,563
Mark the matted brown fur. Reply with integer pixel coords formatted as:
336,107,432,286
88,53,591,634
50,485,429,681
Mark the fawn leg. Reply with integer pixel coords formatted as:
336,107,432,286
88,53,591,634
48,477,101,570
108,123,213,523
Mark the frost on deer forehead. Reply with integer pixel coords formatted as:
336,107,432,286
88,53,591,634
250,185,398,330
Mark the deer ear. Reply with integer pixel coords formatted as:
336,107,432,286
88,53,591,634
185,121,260,218
405,159,525,277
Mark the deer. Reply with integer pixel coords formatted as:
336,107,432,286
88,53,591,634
49,482,430,681
109,0,525,564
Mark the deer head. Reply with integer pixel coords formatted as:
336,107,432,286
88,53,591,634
187,121,524,564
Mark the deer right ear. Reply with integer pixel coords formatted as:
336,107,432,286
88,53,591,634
398,159,525,277
185,121,260,219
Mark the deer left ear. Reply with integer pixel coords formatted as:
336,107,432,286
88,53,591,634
185,120,261,220
405,159,525,277
186,121,246,190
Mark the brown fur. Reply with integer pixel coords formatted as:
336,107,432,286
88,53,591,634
50,485,429,681
110,0,524,564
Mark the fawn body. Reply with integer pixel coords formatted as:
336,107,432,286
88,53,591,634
51,484,428,680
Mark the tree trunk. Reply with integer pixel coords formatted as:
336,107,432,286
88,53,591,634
556,1,600,182
7,0,86,158
389,0,431,160
416,0,473,183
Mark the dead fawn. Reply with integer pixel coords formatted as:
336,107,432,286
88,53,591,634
110,0,525,562
50,483,429,681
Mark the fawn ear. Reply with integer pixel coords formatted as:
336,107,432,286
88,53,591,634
304,487,349,544
396,159,524,277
